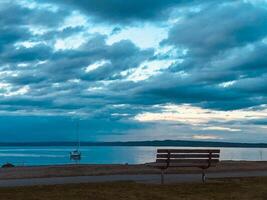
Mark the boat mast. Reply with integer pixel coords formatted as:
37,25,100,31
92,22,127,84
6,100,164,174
76,121,80,151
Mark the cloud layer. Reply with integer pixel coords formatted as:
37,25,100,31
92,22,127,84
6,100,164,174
0,0,267,142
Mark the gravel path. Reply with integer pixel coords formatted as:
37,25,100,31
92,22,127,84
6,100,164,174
1,171,267,187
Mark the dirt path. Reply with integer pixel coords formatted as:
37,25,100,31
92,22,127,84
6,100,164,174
1,171,267,187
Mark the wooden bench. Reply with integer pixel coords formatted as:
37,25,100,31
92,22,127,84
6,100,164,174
148,149,220,184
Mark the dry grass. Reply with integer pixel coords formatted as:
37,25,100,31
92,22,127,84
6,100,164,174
0,177,267,200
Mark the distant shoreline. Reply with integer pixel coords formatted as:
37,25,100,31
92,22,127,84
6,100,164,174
0,140,267,148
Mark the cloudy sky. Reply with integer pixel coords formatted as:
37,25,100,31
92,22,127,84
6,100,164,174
1,0,267,142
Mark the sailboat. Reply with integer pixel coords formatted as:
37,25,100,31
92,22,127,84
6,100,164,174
70,121,81,161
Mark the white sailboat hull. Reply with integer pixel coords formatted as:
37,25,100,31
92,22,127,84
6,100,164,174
70,151,81,160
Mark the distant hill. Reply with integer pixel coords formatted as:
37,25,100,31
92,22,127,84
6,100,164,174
0,140,267,148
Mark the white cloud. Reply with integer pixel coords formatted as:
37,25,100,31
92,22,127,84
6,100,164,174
87,86,103,91
15,41,44,48
60,11,87,29
17,0,58,11
17,63,29,67
7,86,30,96
28,26,49,35
107,24,168,49
219,80,236,88
67,79,81,83
54,35,86,50
201,126,241,132
85,60,111,73
134,104,267,125
111,113,129,117
192,135,222,140
125,59,175,82
0,84,30,97
0,82,10,90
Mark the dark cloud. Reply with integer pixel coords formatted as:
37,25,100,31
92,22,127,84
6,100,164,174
0,1,70,54
0,2,69,27
2,44,53,62
43,0,202,24
111,27,122,35
0,27,31,52
1,32,153,85
0,115,147,142
164,2,267,56
82,40,154,81
148,1,267,111
1,0,267,142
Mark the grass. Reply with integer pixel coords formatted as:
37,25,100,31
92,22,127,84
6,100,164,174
0,177,267,200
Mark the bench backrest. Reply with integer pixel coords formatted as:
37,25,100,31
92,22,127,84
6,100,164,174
156,149,220,168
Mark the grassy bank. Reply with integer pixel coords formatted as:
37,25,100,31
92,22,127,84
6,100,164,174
0,177,267,200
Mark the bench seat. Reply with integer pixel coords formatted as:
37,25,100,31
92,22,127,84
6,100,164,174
147,149,220,183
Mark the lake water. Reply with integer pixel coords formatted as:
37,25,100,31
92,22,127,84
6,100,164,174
0,146,267,166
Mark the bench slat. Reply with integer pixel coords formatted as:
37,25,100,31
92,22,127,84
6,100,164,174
156,159,219,163
157,154,219,159
150,162,218,168
157,149,220,154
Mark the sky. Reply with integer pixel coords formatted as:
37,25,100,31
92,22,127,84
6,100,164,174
0,0,267,143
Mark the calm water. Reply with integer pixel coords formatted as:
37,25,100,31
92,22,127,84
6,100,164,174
0,146,266,166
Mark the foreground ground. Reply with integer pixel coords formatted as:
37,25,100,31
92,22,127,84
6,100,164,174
0,177,267,200
1,171,267,187
1,161,267,179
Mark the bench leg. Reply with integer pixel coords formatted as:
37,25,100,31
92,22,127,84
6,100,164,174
202,170,206,183
161,169,165,184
